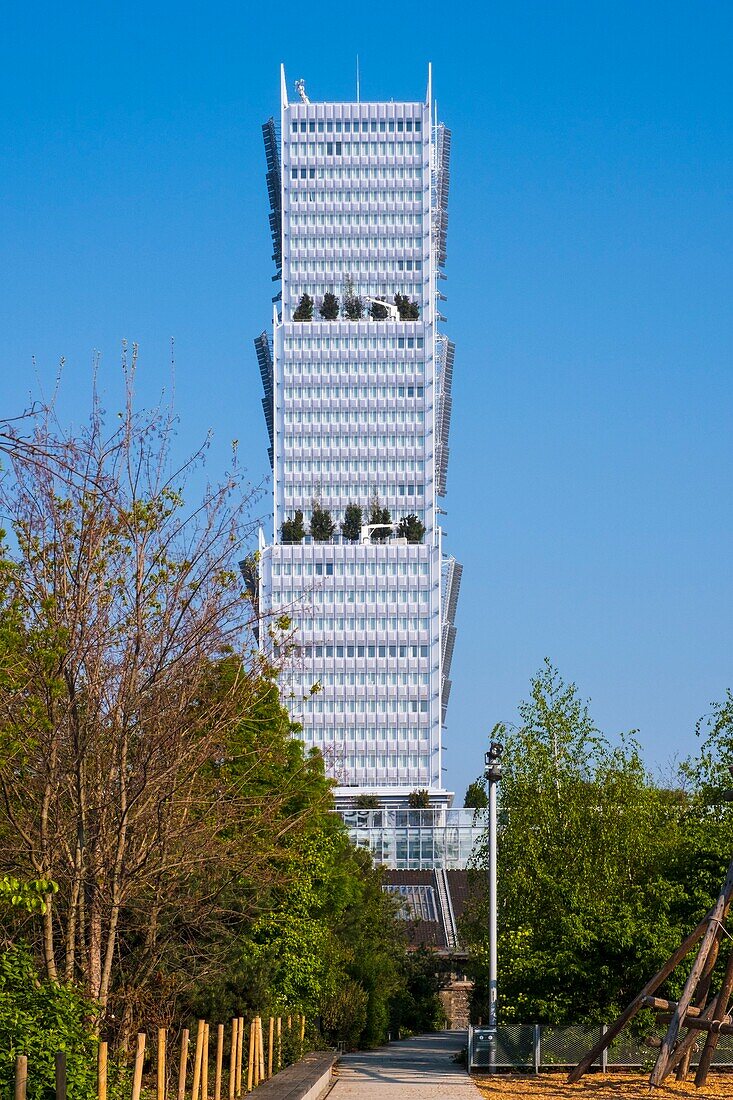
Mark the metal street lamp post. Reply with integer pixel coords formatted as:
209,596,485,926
484,736,504,1037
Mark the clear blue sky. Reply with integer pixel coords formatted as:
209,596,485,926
2,2,732,799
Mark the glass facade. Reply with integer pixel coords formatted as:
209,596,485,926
256,69,463,849
339,808,485,870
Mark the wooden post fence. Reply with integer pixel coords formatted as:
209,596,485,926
192,1020,205,1100
246,1020,255,1093
228,1019,238,1100
267,1018,274,1080
157,1028,167,1100
276,1017,282,1072
202,1024,210,1100
215,1023,224,1100
236,1017,244,1098
178,1029,190,1100
131,1034,146,1100
98,1042,108,1100
14,1055,27,1100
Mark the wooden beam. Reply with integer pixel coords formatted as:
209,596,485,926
650,857,733,1087
567,911,710,1083
697,950,733,1087
642,997,703,1017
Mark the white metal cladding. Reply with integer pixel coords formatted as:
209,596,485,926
257,68,460,800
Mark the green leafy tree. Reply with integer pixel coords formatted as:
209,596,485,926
0,946,98,1100
397,513,426,544
310,502,336,543
389,947,446,1036
281,510,306,543
394,293,420,320
343,277,364,321
464,781,488,810
341,504,363,543
407,789,431,808
369,499,392,542
369,298,390,320
463,660,690,1025
319,292,340,320
293,293,314,321
354,795,381,809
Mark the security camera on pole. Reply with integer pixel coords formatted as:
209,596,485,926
484,728,504,1065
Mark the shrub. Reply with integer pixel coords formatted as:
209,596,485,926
319,292,340,320
293,293,314,322
281,510,306,543
0,945,99,1100
343,277,364,321
369,500,392,542
320,980,369,1048
310,503,336,543
341,504,363,543
397,514,426,544
394,293,420,320
369,298,390,320
408,789,431,808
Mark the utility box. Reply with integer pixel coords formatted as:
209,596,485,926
468,1026,497,1069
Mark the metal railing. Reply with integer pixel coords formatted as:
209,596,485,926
467,1023,733,1072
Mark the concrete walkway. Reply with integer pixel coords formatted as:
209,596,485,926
331,1031,481,1098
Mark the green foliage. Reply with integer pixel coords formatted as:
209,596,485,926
369,298,390,320
389,947,445,1036
281,510,306,544
0,876,56,913
293,293,314,321
368,499,391,542
407,789,431,808
319,292,340,320
354,795,381,809
463,781,488,809
463,660,690,1025
397,513,425,544
319,981,368,1048
341,504,363,543
394,293,420,320
342,277,364,321
310,502,335,543
0,945,98,1100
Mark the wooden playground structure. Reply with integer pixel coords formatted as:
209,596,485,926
569,856,733,1089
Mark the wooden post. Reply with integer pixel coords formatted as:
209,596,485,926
246,1020,255,1093
55,1052,67,1100
214,1023,224,1100
697,949,733,1086
202,1024,210,1100
131,1034,146,1100
98,1042,108,1100
650,857,733,1087
178,1029,190,1100
228,1019,238,1100
14,1055,27,1100
567,911,711,1082
235,1017,245,1097
157,1028,167,1100
276,1018,282,1072
267,1018,274,1079
191,1020,205,1100
299,1014,305,1053
258,1018,265,1083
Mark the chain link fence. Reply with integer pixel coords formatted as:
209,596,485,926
468,1024,733,1072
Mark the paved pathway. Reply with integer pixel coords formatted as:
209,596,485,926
331,1031,481,1098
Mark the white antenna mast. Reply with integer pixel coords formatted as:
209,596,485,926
295,78,310,105
356,55,360,103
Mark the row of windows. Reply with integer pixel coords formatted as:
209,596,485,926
288,189,423,204
291,118,421,134
288,264,423,280
277,642,430,659
289,141,422,158
283,434,425,449
274,588,431,605
272,561,430,577
289,211,422,227
282,485,425,500
283,337,425,352
289,615,431,631
306,731,430,747
306,697,430,715
290,235,423,252
281,367,426,383
284,385,425,399
284,672,431,688
283,410,424,425
338,754,431,771
284,458,425,473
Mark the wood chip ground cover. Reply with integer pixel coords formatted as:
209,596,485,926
474,1074,733,1100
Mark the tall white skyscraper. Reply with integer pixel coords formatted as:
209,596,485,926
255,66,462,818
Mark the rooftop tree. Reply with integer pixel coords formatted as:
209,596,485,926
310,502,336,543
397,513,426,544
293,293,314,321
281,510,306,543
319,292,340,320
341,503,363,543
